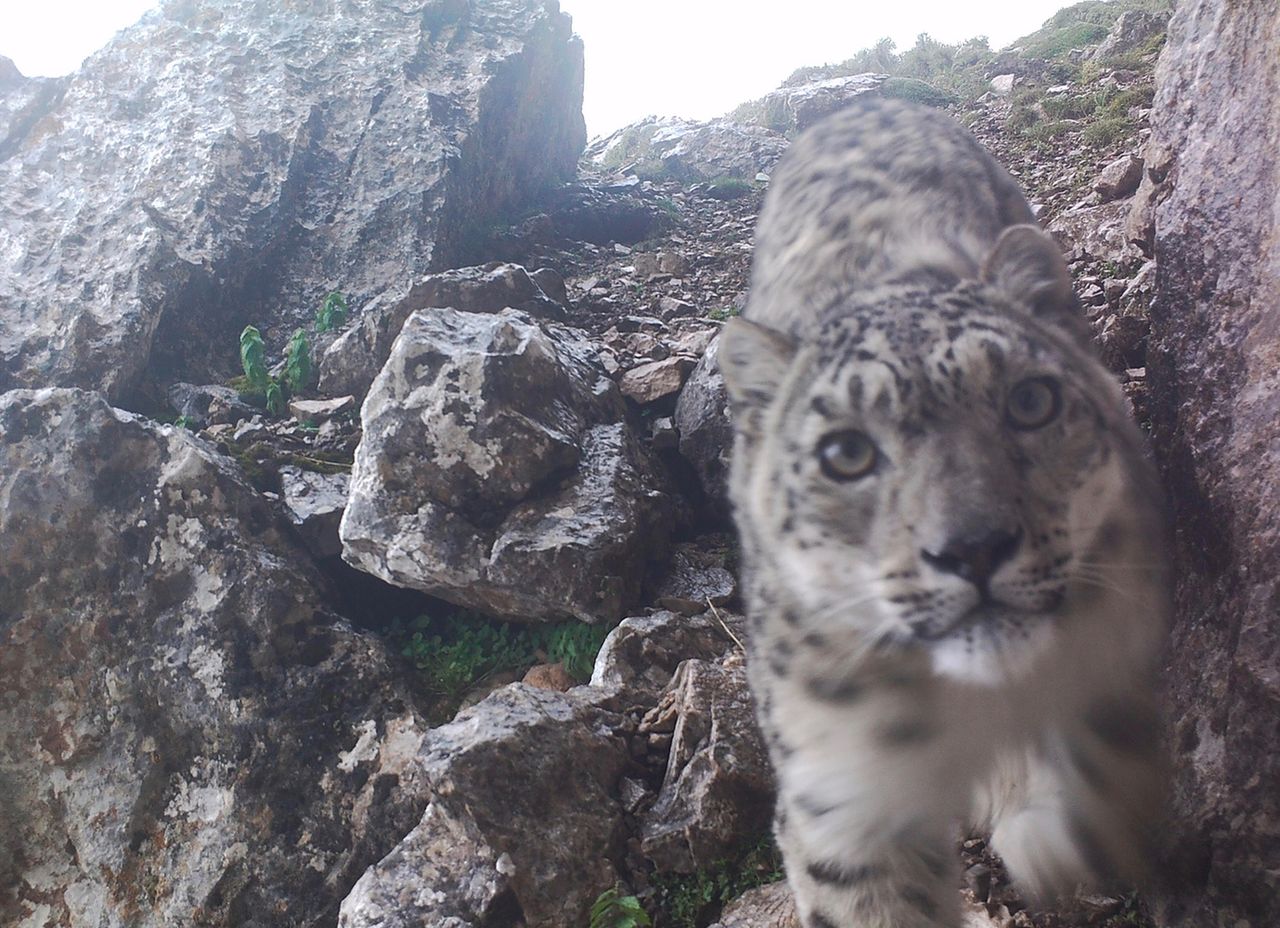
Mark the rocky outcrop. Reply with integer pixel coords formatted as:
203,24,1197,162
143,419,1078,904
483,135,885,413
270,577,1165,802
1140,1,1280,925
0,389,427,928
1089,9,1170,62
586,116,787,183
340,307,672,622
339,685,629,928
726,73,886,135
318,262,569,402
0,0,585,403
675,336,733,508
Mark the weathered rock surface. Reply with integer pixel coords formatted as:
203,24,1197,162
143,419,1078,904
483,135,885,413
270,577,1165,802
1090,9,1170,62
280,464,351,559
710,882,799,928
338,685,628,928
586,116,788,183
639,654,774,872
675,335,733,507
0,0,585,403
1141,1,1280,925
0,389,427,928
166,381,259,427
590,610,736,703
727,73,887,135
341,307,671,622
319,262,569,401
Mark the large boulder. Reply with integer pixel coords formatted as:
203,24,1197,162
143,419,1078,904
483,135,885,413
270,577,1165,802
0,0,584,403
340,307,672,622
586,116,788,183
1140,1,1280,925
0,389,428,928
338,685,629,928
726,73,887,135
318,262,567,402
674,335,733,508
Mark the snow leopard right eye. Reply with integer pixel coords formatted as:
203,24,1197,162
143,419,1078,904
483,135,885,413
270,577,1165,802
817,430,879,481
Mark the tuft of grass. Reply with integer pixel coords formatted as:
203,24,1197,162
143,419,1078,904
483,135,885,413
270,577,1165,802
879,77,956,108
705,177,753,201
1083,114,1136,147
648,835,784,928
707,306,740,322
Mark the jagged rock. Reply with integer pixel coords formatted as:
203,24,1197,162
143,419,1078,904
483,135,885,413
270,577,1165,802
166,381,259,427
590,610,737,703
279,464,350,559
990,74,1016,96
1092,153,1144,201
288,395,355,423
338,685,628,928
0,388,427,928
674,335,733,507
341,307,671,623
319,262,568,401
639,655,774,872
1089,9,1170,62
0,0,584,403
710,882,799,928
727,73,887,135
619,356,696,404
1046,199,1142,266
586,116,789,183
1141,1,1280,924
654,541,737,616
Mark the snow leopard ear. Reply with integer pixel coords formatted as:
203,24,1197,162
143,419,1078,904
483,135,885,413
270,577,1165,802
718,317,797,436
981,224,1081,332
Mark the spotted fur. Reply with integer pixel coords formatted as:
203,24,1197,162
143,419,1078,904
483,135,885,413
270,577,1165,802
719,99,1168,927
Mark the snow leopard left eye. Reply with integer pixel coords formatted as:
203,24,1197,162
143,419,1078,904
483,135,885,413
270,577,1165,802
1006,376,1062,430
817,430,878,481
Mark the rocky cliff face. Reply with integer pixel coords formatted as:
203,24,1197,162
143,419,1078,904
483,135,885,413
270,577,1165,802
1139,1,1280,924
3,1,1276,926
0,0,584,405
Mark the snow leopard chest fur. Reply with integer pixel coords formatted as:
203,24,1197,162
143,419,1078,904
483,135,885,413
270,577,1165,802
718,99,1168,928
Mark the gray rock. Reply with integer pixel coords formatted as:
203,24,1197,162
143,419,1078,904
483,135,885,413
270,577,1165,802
319,262,569,402
1141,1,1280,924
279,464,350,559
675,335,733,507
586,116,788,184
619,356,696,404
1092,153,1144,201
166,381,259,427
339,685,628,928
728,73,887,135
639,655,774,872
654,542,737,616
0,388,427,928
590,610,737,703
1046,199,1142,266
340,308,671,623
710,882,799,928
288,395,355,423
0,1,584,402
1090,10,1170,62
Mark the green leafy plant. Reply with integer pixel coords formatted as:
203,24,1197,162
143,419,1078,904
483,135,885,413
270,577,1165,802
707,306,740,322
174,415,196,430
239,325,269,390
264,380,285,416
590,889,651,928
316,290,348,332
284,328,312,394
545,623,611,681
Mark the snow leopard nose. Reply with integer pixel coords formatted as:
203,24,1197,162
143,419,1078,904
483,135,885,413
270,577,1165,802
921,527,1022,588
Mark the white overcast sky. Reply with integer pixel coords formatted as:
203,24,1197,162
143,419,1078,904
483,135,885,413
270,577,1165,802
2,0,1075,137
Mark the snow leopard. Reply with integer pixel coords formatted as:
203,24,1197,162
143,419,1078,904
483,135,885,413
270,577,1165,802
718,97,1169,928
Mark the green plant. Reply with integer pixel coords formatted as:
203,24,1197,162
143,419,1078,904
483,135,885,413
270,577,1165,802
239,325,269,390
589,889,651,928
705,176,753,201
316,290,348,332
545,623,611,681
174,415,196,430
264,380,285,416
1083,114,1136,147
879,76,956,108
649,836,784,928
707,306,740,322
284,328,312,394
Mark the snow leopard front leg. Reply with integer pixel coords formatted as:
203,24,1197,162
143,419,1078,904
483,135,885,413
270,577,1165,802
750,610,977,928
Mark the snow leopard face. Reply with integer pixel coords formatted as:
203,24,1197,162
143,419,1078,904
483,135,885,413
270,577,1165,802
721,279,1159,684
